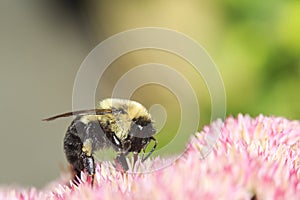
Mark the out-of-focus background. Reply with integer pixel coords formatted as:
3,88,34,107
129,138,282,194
0,0,299,188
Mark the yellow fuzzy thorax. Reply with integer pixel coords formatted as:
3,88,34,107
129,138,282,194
80,99,151,140
97,98,151,120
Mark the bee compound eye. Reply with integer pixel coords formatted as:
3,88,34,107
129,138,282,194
138,125,143,130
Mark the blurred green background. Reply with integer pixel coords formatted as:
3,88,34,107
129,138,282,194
0,0,299,188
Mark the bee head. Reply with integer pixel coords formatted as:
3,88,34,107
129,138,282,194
98,98,157,139
130,116,156,138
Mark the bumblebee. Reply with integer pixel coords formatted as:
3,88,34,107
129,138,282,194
44,98,157,186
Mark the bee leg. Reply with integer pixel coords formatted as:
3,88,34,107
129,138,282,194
133,152,139,168
82,139,95,186
111,134,129,172
115,153,129,172
82,153,95,187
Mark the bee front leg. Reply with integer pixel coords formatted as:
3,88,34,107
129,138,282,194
111,134,129,172
133,152,139,167
115,153,129,172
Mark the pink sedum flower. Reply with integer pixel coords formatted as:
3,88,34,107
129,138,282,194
1,114,300,199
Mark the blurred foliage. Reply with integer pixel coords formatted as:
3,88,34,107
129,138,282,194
80,0,300,118
219,0,300,119
82,0,300,155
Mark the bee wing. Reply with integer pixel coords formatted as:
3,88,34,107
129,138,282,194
43,109,112,121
